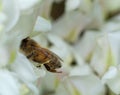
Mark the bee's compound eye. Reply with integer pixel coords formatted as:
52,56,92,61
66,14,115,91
22,37,30,42
23,38,28,42
58,63,61,68
20,38,29,48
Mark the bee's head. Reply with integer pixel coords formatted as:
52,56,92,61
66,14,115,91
20,37,30,50
55,62,62,69
20,37,40,50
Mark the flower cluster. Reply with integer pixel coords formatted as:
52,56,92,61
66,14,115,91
1,0,120,95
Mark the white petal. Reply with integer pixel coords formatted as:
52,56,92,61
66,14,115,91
55,83,69,95
11,53,37,82
10,5,40,38
101,22,120,33
102,66,117,84
25,83,39,95
70,75,105,95
34,16,52,32
0,46,9,67
103,0,120,12
66,0,81,12
108,32,120,65
2,0,20,32
70,65,92,76
11,53,43,94
102,68,120,94
74,30,101,60
51,12,91,43
16,0,41,10
0,70,20,95
32,65,46,78
90,34,115,76
0,12,7,24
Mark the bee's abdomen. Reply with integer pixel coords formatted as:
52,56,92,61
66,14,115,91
31,48,50,63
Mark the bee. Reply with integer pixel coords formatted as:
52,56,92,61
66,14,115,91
20,37,62,73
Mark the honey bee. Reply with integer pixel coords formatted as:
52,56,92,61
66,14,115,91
20,37,62,73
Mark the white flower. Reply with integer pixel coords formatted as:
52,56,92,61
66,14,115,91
55,74,105,95
51,12,91,43
0,12,7,24
74,30,101,61
102,66,120,94
102,66,117,83
102,0,120,13
11,53,38,82
90,33,115,76
108,31,120,65
0,70,20,95
70,64,92,76
34,16,51,32
0,1,50,94
1,0,120,95
11,53,40,94
101,31,120,94
0,46,9,67
66,0,81,12
69,75,105,95
0,0,20,32
16,0,41,11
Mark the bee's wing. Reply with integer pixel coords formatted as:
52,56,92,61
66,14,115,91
51,51,63,62
43,48,63,62
32,48,63,61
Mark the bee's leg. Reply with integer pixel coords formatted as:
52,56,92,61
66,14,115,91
36,65,41,68
42,60,50,64
44,64,62,73
49,69,62,73
44,64,50,70
27,52,34,59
